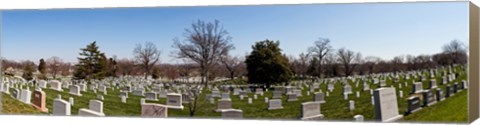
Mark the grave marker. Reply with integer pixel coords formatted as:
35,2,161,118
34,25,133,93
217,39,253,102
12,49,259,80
32,90,48,112
52,99,71,116
406,96,422,114
300,102,324,120
268,99,284,110
373,88,403,122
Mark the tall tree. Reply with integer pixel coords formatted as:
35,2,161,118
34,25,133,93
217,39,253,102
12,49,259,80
245,40,292,88
133,42,161,79
442,39,467,65
38,58,46,74
308,38,332,78
172,20,233,117
38,58,47,79
337,48,357,76
94,53,109,79
73,41,107,80
172,19,234,87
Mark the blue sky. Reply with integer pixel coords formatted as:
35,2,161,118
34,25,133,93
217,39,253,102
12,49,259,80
1,2,469,64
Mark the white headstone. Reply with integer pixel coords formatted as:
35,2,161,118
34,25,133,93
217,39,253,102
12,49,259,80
69,85,82,96
78,108,105,117
371,96,375,105
97,95,104,100
166,93,183,109
268,99,283,110
373,88,403,122
221,109,243,119
19,89,32,104
349,100,355,111
89,100,103,113
399,91,403,98
140,98,146,104
301,102,324,120
69,97,74,106
354,115,364,122
145,92,158,101
52,99,71,116
209,98,215,104
121,96,127,103
412,82,423,94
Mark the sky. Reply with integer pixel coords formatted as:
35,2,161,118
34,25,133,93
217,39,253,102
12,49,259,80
0,1,469,64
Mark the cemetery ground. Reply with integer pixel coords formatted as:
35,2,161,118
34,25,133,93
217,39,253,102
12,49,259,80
0,65,468,123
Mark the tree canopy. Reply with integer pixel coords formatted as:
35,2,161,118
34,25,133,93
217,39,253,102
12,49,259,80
73,41,109,80
245,39,293,87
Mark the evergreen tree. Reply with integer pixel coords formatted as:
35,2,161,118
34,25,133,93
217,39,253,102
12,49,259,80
73,41,109,80
38,58,47,79
245,39,292,88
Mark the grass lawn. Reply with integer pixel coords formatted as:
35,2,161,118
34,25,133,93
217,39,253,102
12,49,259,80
402,89,468,123
0,65,468,123
1,93,44,115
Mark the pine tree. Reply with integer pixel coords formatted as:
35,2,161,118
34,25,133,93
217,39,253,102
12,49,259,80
73,41,109,80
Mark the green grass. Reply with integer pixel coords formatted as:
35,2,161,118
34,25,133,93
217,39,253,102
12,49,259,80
1,93,44,114
0,65,468,123
402,90,468,123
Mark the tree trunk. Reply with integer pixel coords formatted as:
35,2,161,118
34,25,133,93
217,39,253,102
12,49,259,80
202,68,208,88
230,72,234,80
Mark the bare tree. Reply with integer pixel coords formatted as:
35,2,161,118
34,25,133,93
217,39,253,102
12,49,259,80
363,56,381,74
413,55,433,70
47,56,62,79
337,48,357,76
352,53,363,75
442,39,467,64
133,42,162,79
443,39,466,54
298,53,310,77
308,38,332,78
220,55,243,80
172,19,234,87
60,62,72,77
172,20,234,117
391,55,405,73
116,58,136,76
322,53,339,77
